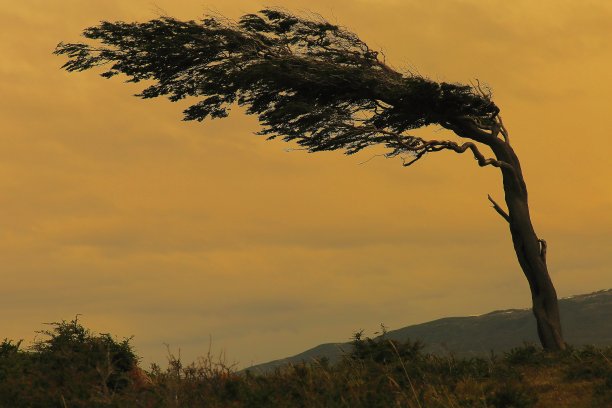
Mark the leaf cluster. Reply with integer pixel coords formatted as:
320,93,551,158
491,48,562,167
55,8,498,157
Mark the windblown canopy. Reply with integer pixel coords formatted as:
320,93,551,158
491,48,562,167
55,8,499,157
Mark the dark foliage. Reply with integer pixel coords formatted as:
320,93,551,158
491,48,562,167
350,329,424,365
504,343,547,366
0,318,137,407
55,8,498,158
2,320,611,407
486,382,538,408
564,345,612,381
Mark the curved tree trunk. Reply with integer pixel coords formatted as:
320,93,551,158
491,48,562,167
490,140,566,350
445,118,566,350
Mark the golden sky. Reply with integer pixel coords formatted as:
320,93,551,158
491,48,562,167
1,0,610,368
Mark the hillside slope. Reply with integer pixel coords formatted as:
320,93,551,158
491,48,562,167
247,289,611,373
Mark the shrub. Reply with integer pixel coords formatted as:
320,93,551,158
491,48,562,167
1,322,610,407
504,343,545,366
0,317,137,407
486,382,538,408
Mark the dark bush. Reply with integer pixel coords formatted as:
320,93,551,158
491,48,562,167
0,318,137,407
504,343,545,366
486,381,538,408
1,322,610,407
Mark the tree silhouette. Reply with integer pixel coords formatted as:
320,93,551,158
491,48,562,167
55,9,565,350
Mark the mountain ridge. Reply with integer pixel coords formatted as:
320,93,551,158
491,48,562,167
246,289,612,373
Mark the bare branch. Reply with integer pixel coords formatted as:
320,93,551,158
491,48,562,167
471,79,493,100
487,194,510,223
362,126,515,171
357,153,387,165
441,118,494,143
401,151,427,167
497,115,510,144
441,141,514,171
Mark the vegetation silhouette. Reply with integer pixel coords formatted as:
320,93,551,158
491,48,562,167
55,8,564,350
0,318,138,406
2,320,611,407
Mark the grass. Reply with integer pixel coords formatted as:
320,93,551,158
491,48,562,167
1,319,610,407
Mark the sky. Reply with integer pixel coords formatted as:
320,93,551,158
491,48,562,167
1,0,610,368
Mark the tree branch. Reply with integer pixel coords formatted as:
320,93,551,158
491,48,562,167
400,150,427,167
441,118,493,143
487,194,510,223
435,141,514,171
496,115,510,144
364,127,515,171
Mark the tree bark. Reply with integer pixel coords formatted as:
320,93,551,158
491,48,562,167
446,118,566,350
490,140,566,350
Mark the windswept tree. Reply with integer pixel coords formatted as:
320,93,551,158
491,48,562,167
55,9,566,350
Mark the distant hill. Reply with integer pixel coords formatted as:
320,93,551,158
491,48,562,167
246,289,612,373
